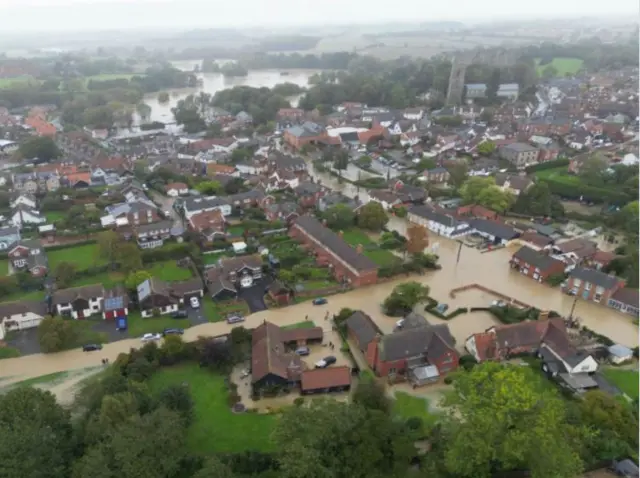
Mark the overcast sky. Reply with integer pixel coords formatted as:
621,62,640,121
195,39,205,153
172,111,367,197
0,0,637,33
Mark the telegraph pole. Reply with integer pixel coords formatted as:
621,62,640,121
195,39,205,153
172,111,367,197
456,241,463,265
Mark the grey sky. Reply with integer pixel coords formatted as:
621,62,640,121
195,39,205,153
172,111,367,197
0,0,637,32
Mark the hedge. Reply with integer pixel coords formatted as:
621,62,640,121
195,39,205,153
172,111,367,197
424,307,468,321
525,158,570,173
540,177,631,205
580,326,615,346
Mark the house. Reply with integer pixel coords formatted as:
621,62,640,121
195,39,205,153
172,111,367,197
510,246,566,283
10,193,37,209
587,250,616,271
264,202,299,223
0,139,18,155
465,83,487,99
283,122,327,150
134,220,174,249
403,108,424,121
368,190,402,210
607,344,634,364
188,209,226,242
105,201,161,226
102,286,129,320
183,196,232,219
318,192,360,213
267,280,292,306
227,189,271,211
496,83,519,101
421,167,450,184
607,287,639,317
293,181,326,208
468,218,519,245
465,318,569,362
494,173,533,196
0,226,20,251
205,254,264,300
563,267,624,304
137,278,204,317
346,311,458,378
538,321,598,375
251,321,324,390
263,171,299,192
389,181,427,204
7,240,48,277
165,182,189,197
52,284,105,319
517,231,554,250
277,108,305,120
301,366,352,395
206,163,238,176
65,172,91,188
0,300,48,340
550,238,598,266
11,205,46,227
289,215,378,287
12,173,38,193
498,143,539,168
408,205,471,239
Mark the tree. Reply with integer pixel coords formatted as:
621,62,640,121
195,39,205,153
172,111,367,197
195,180,223,195
442,362,585,478
476,140,496,156
125,270,152,290
115,243,143,273
37,317,78,353
512,182,564,217
158,383,194,424
357,202,388,231
579,155,608,186
382,281,430,316
230,148,252,163
405,224,429,255
476,185,515,213
193,458,235,478
333,150,349,171
83,105,115,129
352,376,391,414
0,387,73,478
459,176,496,204
53,261,76,288
157,91,170,103
160,334,189,366
18,136,61,161
97,230,123,267
274,399,413,478
322,204,355,230
447,161,469,189
613,200,639,235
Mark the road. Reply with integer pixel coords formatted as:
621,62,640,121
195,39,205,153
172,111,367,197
149,190,184,229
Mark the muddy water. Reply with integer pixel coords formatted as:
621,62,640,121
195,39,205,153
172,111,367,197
309,164,639,347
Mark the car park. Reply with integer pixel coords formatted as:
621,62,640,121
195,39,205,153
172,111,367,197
226,314,245,324
163,328,184,336
315,355,337,369
82,343,103,352
141,333,162,342
190,297,200,308
171,310,188,319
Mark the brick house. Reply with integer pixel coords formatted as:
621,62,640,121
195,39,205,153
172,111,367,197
52,284,105,319
498,143,539,168
289,215,378,287
293,181,327,208
421,167,450,184
510,246,566,283
7,240,48,277
608,288,639,317
188,209,226,242
563,267,624,304
345,311,458,378
283,122,327,150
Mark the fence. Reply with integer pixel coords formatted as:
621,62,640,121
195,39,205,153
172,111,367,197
449,284,533,309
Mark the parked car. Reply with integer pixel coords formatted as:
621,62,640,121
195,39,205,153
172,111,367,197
171,310,188,319
240,369,250,379
141,333,162,342
295,346,310,356
312,297,328,305
226,314,245,324
190,297,200,308
315,356,337,369
395,319,405,330
82,343,102,352
491,300,506,307
163,328,184,336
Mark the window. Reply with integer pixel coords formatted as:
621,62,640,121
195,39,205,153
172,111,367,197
585,282,591,291
388,367,396,374
595,286,604,294
594,293,602,303
573,279,582,287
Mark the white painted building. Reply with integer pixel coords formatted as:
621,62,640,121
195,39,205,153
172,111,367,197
407,205,471,239
0,301,48,340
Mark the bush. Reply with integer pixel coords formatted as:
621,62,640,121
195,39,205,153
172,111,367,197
406,416,423,431
581,326,615,346
459,354,478,371
525,158,570,173
546,273,567,287
293,397,305,407
443,376,453,385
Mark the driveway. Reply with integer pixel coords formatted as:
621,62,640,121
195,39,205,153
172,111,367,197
237,280,271,313
6,328,41,356
149,191,183,228
188,304,208,326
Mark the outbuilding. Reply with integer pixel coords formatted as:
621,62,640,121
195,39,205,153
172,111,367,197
607,344,634,364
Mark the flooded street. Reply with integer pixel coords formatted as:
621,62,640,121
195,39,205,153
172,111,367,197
136,60,318,124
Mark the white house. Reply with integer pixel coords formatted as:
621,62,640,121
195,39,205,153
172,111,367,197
408,205,471,239
0,301,48,340
0,139,18,155
165,182,189,197
403,108,424,121
52,284,105,320
263,172,299,192
11,206,46,227
236,162,263,175
183,196,232,219
10,194,37,209
540,342,599,374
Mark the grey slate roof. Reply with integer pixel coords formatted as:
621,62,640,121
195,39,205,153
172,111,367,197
345,311,380,352
0,300,47,318
293,215,377,273
183,196,230,214
502,142,538,153
469,218,519,240
569,267,620,290
379,322,455,362
512,246,563,271
409,205,459,228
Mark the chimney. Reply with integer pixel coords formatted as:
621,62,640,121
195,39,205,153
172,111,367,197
538,310,549,321
356,244,363,254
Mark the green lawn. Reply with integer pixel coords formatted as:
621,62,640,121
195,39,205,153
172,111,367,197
0,346,20,359
341,229,374,247
534,167,582,185
48,243,106,272
603,368,639,400
148,364,277,453
282,320,316,330
393,391,438,426
0,259,8,277
364,249,401,266
299,279,337,291
126,310,189,338
0,75,38,89
44,211,66,223
203,299,250,323
535,57,584,76
146,261,193,281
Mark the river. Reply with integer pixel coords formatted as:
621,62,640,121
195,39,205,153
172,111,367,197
134,60,319,124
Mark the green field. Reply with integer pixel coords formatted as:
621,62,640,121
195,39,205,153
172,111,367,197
146,261,193,281
14,371,69,388
0,75,38,89
85,74,138,82
603,368,639,400
536,57,584,77
282,320,316,330
48,243,106,272
0,346,20,359
149,364,277,453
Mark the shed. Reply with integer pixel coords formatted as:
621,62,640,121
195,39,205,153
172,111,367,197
607,344,634,364
232,241,247,253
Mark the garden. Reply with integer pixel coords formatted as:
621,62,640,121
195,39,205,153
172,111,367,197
340,228,401,267
603,368,639,400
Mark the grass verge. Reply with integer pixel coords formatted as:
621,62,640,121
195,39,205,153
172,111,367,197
603,368,639,400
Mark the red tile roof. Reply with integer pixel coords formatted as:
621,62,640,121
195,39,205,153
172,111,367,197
207,163,236,175
300,366,351,392
66,172,91,186
188,209,225,232
165,182,188,191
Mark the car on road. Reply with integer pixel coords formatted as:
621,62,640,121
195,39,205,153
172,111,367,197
312,297,328,305
163,328,184,336
226,314,245,324
491,300,507,307
141,333,162,342
295,346,310,356
315,355,337,369
82,343,103,352
190,297,200,308
171,310,188,319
